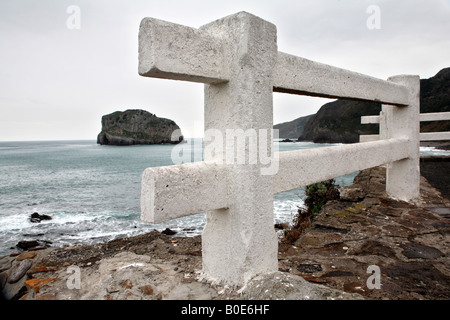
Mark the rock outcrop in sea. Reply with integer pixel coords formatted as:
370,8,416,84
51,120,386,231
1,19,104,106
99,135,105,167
97,109,184,146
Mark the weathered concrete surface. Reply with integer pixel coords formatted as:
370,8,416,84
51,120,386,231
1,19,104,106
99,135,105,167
382,75,421,202
141,162,228,223
200,12,279,286
274,138,409,194
274,52,409,106
138,17,230,83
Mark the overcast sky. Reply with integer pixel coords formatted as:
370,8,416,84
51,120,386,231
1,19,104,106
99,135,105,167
0,0,449,141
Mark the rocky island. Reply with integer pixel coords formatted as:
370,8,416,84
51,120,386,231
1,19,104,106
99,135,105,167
97,109,184,146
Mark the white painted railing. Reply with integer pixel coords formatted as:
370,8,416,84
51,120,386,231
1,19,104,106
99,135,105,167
361,111,450,142
138,11,421,285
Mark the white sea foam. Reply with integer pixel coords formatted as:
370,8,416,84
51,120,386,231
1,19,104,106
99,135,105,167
420,146,450,156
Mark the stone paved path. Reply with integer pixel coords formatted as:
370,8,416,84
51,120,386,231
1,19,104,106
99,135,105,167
279,166,450,300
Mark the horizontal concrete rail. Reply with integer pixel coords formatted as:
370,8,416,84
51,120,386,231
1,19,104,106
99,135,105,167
141,162,228,224
361,112,450,142
420,132,450,141
361,115,380,124
142,138,410,222
363,132,450,142
274,138,409,194
359,135,380,142
138,18,230,84
362,112,450,124
273,52,410,106
420,112,450,122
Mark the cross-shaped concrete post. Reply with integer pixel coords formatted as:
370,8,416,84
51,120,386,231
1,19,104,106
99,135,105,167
139,12,278,285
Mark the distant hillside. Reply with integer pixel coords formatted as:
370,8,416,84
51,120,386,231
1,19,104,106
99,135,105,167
420,67,450,133
298,101,380,143
298,67,450,143
274,114,314,139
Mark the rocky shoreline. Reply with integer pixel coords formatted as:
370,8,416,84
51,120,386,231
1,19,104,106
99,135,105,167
1,163,449,300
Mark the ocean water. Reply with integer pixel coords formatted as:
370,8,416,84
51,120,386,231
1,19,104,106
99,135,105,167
1,139,448,256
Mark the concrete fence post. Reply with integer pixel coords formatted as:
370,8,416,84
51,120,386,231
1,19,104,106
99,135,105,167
200,13,279,285
382,75,420,201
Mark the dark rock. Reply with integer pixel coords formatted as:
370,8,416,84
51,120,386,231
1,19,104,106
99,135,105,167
16,240,40,250
30,212,52,223
400,243,444,259
274,223,289,230
321,270,354,277
10,285,28,300
312,224,349,234
381,225,413,237
353,240,397,258
297,264,322,273
0,256,14,273
97,109,184,146
8,259,32,284
384,261,450,299
280,139,294,142
339,187,365,202
0,272,7,290
161,228,177,236
2,274,28,300
343,281,366,295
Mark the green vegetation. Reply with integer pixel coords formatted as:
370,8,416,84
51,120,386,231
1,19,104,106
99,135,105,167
281,179,340,244
304,180,340,216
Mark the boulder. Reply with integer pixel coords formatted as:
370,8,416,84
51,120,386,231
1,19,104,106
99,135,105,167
8,260,32,284
161,228,177,236
97,109,184,146
30,212,52,223
339,187,366,202
16,241,40,250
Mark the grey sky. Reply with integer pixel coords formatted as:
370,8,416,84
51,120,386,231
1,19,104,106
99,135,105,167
0,0,449,141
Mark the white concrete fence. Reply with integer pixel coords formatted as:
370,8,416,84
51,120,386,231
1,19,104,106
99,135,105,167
361,112,450,142
138,12,423,286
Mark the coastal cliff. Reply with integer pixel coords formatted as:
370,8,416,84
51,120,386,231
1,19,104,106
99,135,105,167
97,109,184,146
273,114,314,139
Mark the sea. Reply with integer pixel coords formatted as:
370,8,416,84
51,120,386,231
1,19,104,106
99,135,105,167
1,139,449,257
